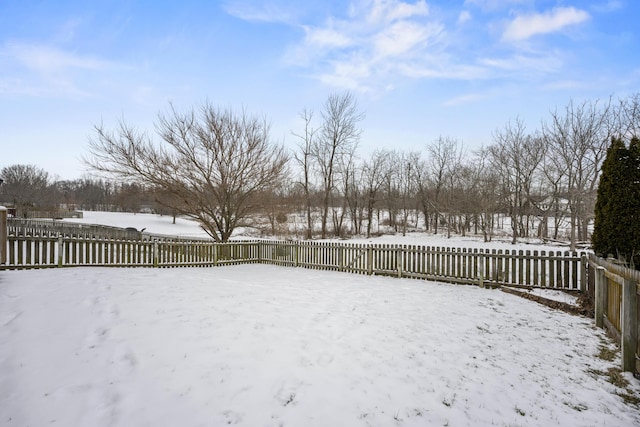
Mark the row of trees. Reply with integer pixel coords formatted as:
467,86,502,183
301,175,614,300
0,165,163,214
2,93,638,245
291,93,639,250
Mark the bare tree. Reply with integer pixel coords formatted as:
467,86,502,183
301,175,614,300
412,156,433,233
0,164,51,213
472,149,500,241
362,150,387,237
336,150,363,236
542,98,611,250
314,92,364,238
426,136,462,235
611,93,640,139
387,150,420,236
85,103,289,242
489,118,545,244
344,160,366,235
332,146,357,237
292,108,317,239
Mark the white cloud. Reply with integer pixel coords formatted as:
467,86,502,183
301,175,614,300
479,52,563,74
464,0,529,11
234,1,586,93
458,11,472,25
373,21,434,58
362,0,430,25
502,7,590,41
304,26,352,48
6,42,109,73
0,42,115,97
282,0,452,91
222,1,295,24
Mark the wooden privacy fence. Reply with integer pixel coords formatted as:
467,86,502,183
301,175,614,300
2,235,587,290
589,253,639,374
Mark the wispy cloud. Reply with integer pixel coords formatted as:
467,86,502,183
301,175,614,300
457,10,472,25
591,0,624,13
280,0,452,92
0,42,114,97
479,52,563,74
463,0,529,11
228,1,595,93
223,0,298,24
502,7,590,41
443,92,488,107
6,42,110,73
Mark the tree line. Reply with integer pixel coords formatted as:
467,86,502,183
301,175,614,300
289,92,639,250
0,165,169,214
1,93,638,245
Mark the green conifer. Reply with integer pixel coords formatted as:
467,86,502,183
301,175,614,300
593,136,640,266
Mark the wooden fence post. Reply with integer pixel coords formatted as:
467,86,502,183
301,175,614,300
479,252,485,288
580,253,588,293
594,266,606,328
153,240,159,267
367,246,373,275
57,235,64,267
0,206,6,265
621,277,638,373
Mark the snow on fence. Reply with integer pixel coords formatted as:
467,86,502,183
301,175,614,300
1,234,587,290
589,253,640,374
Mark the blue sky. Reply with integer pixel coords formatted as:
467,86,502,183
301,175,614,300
1,0,638,179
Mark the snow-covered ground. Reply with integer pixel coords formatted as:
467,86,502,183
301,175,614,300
2,212,638,424
1,265,639,426
519,288,580,306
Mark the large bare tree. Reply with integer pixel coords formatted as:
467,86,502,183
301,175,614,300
314,92,364,238
85,103,289,242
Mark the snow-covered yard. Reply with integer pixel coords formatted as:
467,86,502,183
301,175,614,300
1,265,638,426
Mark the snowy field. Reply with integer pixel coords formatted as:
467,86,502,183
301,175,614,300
1,265,639,426
65,211,570,253
63,211,214,239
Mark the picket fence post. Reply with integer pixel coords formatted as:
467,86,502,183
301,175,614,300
0,206,6,265
153,240,159,267
621,277,638,372
478,252,485,288
594,266,606,328
57,236,64,267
